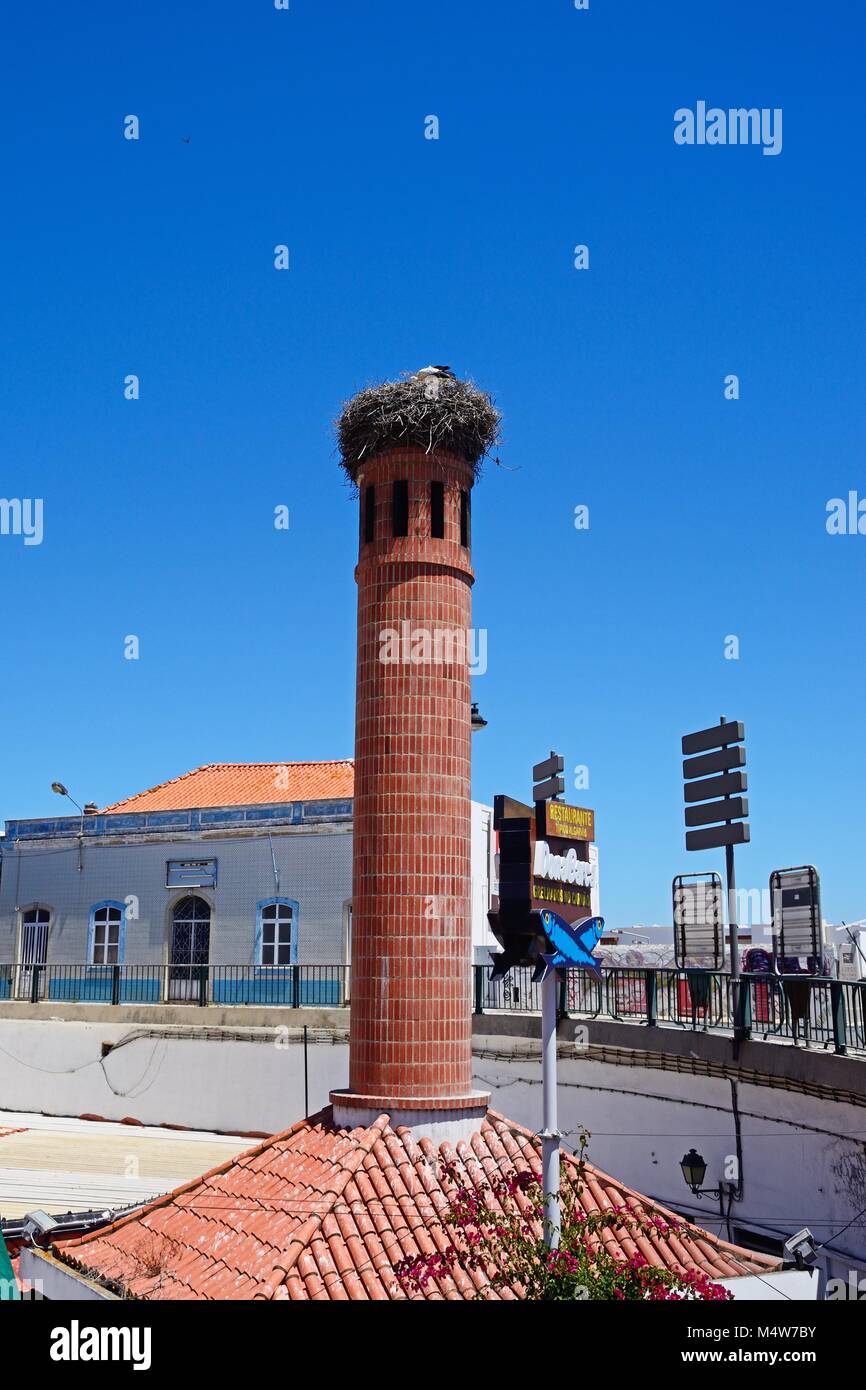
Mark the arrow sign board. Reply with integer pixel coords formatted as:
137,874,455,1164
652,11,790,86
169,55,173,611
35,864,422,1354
682,720,745,756
685,795,749,827
684,770,748,803
533,774,565,802
532,753,564,783
682,746,746,780
686,822,750,852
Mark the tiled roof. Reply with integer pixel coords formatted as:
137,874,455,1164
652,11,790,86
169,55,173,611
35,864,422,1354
52,1108,777,1300
0,1110,249,1221
101,761,355,814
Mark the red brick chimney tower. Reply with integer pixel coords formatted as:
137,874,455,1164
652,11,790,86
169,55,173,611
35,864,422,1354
331,370,499,1137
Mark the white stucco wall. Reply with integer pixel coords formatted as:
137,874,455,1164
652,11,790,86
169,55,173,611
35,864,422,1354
471,801,496,963
472,1036,866,1287
0,1018,349,1134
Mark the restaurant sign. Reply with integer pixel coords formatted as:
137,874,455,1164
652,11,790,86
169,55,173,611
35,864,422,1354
489,791,601,976
492,794,597,925
539,801,595,842
532,841,596,911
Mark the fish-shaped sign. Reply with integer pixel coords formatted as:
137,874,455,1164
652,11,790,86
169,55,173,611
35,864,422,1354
532,910,605,982
488,907,604,982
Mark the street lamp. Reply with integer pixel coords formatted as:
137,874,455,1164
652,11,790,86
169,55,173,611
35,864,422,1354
51,782,83,815
51,781,86,871
680,1148,709,1195
471,701,488,733
679,1147,743,1241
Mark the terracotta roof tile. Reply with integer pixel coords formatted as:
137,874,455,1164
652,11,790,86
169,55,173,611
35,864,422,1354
50,1107,778,1300
101,761,355,814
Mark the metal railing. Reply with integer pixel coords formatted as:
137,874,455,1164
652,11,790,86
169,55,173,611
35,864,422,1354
473,965,866,1057
0,962,350,1009
1,961,864,1057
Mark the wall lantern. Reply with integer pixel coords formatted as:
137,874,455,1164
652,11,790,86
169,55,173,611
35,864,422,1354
679,1148,709,1195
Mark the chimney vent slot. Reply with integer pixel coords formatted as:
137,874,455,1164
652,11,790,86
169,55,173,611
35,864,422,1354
430,481,445,538
363,485,376,544
392,480,409,537
460,489,470,549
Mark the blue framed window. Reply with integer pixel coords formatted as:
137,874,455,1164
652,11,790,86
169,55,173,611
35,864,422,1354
88,901,126,965
255,899,298,966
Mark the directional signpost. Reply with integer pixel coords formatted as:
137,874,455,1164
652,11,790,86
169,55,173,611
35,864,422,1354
681,717,750,1042
533,751,565,804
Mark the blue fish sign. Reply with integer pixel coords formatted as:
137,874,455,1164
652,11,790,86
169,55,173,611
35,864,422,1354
534,910,604,982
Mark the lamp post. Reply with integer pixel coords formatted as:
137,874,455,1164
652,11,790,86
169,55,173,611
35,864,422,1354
540,965,561,1250
532,750,566,1251
51,782,86,872
679,1148,742,1240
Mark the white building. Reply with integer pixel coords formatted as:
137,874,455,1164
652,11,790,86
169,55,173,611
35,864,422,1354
0,761,495,1005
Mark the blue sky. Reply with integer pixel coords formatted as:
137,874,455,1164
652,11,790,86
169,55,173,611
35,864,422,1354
2,0,864,929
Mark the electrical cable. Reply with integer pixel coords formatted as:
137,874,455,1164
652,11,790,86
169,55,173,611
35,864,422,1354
474,1069,866,1145
816,1203,866,1250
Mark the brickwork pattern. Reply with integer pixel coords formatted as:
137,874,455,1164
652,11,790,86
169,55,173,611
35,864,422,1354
347,448,478,1108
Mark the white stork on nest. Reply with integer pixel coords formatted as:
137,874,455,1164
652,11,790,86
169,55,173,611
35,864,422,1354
412,364,455,399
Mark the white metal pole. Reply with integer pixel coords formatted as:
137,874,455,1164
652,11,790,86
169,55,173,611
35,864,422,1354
541,968,561,1249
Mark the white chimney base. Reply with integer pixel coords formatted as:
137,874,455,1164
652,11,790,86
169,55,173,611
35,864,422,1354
331,1101,489,1146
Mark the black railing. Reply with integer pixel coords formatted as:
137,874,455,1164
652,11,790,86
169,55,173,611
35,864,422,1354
0,963,350,1009
472,965,866,1058
1,961,864,1057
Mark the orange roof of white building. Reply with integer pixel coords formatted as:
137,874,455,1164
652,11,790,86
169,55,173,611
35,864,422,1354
102,761,355,814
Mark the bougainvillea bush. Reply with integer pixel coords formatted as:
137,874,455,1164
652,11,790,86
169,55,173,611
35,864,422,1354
394,1136,733,1302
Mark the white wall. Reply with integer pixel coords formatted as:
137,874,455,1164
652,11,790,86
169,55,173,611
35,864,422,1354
473,1036,866,1286
0,1018,350,1135
718,1270,818,1300
471,801,496,963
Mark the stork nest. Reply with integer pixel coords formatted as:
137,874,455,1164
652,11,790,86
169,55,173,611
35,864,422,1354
336,374,501,485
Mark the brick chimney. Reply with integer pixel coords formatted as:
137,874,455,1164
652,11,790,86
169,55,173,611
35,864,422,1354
331,372,498,1138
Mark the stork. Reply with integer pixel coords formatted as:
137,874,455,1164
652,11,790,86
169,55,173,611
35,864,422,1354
413,364,454,399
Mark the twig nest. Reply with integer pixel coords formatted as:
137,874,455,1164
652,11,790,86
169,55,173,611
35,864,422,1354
337,373,501,485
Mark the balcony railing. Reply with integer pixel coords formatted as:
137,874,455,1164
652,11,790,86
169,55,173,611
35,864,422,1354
475,964,866,1056
1,963,864,1057
0,962,350,1009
